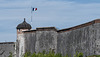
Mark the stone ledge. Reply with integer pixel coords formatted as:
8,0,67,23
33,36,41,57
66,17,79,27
36,27,57,31
23,19,100,33
58,19,100,33
23,30,36,33
0,42,15,44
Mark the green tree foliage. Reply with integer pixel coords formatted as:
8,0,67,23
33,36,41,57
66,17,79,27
8,50,85,57
87,55,100,57
8,50,100,57
74,52,83,57
22,50,83,57
8,52,12,57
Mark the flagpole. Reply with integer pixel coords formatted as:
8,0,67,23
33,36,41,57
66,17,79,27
31,14,32,26
30,0,33,28
31,6,33,26
31,7,37,28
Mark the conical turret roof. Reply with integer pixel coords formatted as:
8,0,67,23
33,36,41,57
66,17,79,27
16,18,32,29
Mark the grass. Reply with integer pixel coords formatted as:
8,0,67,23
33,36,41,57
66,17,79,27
8,50,100,57
8,50,84,57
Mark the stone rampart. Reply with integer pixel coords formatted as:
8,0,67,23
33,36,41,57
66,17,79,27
0,42,15,57
22,19,100,57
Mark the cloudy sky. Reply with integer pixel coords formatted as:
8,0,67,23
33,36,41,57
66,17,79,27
0,0,100,42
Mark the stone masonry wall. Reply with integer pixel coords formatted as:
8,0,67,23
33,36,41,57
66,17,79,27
35,30,57,53
16,34,25,57
57,24,96,56
0,42,15,57
94,23,100,55
21,19,100,57
24,32,36,53
23,28,57,54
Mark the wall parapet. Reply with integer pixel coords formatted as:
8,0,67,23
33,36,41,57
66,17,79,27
23,19,100,33
36,27,57,31
0,42,15,44
23,30,36,33
58,19,100,33
23,27,57,33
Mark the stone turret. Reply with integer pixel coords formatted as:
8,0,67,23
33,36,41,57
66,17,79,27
16,18,32,57
16,18,32,34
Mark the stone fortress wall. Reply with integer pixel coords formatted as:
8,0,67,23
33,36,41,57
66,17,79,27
17,19,100,57
0,42,15,57
1,19,100,57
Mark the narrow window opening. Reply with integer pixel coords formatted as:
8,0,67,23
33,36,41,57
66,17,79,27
18,29,20,32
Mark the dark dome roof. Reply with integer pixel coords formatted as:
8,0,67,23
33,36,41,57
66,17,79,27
16,18,32,29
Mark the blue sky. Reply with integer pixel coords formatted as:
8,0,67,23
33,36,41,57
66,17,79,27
0,0,100,42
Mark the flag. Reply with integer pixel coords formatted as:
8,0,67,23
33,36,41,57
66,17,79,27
35,8,37,11
32,8,37,11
